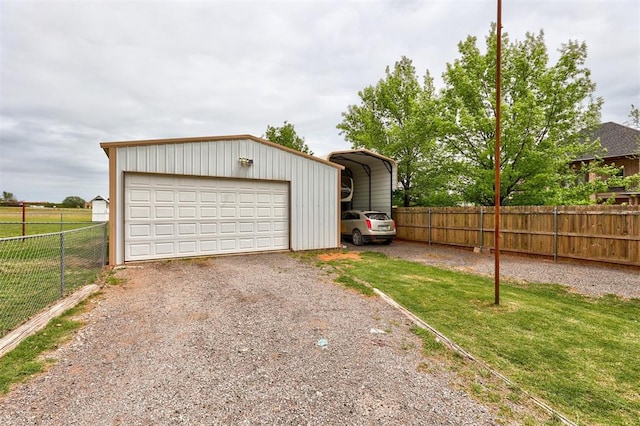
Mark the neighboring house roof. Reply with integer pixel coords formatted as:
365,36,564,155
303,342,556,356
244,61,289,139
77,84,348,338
575,122,640,161
91,195,108,202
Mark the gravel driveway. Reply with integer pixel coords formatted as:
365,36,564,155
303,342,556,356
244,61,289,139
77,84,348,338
0,253,498,425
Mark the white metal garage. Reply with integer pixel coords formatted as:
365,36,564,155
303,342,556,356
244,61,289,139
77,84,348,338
100,135,343,265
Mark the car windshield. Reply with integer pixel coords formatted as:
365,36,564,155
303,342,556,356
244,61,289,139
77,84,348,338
365,212,390,221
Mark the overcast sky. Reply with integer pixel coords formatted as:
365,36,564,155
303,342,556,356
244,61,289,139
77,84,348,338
1,0,638,203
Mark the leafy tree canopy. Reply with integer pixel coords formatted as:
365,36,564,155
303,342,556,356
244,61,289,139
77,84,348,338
1,191,16,201
61,196,86,208
337,56,451,207
626,104,640,130
439,25,603,206
263,121,313,155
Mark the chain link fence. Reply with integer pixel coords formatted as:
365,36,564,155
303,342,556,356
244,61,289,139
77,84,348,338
0,223,108,338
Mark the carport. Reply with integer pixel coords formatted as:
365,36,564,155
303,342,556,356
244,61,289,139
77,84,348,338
327,149,397,216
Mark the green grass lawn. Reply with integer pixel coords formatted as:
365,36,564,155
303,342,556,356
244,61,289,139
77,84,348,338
0,207,93,237
316,251,640,426
0,224,106,336
0,301,87,394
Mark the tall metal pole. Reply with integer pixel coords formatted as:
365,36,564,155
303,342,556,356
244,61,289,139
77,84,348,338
494,0,502,305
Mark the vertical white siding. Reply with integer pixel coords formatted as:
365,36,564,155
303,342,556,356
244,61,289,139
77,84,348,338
348,161,394,216
113,138,339,263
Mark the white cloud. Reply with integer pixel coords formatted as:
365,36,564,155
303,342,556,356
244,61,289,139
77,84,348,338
1,0,638,201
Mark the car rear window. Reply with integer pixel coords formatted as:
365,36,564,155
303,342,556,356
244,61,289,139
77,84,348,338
365,212,390,221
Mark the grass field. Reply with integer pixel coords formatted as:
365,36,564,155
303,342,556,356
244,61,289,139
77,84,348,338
0,207,93,238
315,251,640,426
0,223,107,336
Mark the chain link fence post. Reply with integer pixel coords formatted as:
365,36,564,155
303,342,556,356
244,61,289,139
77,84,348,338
60,232,65,297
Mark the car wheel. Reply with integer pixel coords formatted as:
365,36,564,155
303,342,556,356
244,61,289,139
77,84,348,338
352,229,364,246
382,239,392,245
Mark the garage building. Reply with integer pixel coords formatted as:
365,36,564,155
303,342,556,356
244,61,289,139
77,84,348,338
100,135,343,265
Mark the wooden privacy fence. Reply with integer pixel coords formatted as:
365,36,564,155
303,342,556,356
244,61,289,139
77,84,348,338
394,205,640,267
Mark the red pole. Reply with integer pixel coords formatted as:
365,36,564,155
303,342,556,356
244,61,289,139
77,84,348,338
22,202,26,238
494,0,502,305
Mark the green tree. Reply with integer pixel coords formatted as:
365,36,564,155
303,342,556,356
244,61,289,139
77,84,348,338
263,121,313,155
337,56,448,207
626,104,640,130
1,191,16,201
61,196,86,208
439,25,602,206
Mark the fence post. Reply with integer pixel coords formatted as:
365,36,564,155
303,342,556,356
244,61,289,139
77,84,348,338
22,202,26,238
60,213,63,232
428,208,432,245
60,232,65,297
101,223,107,267
479,207,484,250
553,207,558,262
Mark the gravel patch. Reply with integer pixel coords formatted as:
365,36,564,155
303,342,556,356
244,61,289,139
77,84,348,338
0,254,499,425
348,239,640,299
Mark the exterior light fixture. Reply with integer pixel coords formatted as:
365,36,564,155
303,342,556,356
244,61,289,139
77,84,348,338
238,157,254,166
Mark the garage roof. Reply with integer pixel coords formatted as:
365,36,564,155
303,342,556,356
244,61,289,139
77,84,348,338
100,134,343,170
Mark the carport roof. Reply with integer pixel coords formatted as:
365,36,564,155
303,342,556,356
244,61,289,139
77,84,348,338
326,149,396,168
100,134,343,169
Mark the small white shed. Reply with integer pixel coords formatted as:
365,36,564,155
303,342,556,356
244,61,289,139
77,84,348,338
327,149,397,216
90,195,109,222
100,135,343,265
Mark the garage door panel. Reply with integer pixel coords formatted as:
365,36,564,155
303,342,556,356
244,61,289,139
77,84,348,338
201,192,217,203
155,190,174,202
201,207,217,218
125,175,289,261
129,190,151,202
220,207,236,217
220,222,236,233
129,224,150,237
155,206,175,218
257,207,271,217
178,206,197,218
178,223,196,235
239,207,254,217
155,224,174,236
155,242,174,255
239,222,254,233
129,244,150,257
130,206,151,219
178,241,197,254
200,223,217,234
220,239,237,250
221,192,236,203
179,191,197,202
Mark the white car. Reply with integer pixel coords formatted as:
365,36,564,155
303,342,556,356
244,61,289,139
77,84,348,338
341,210,396,246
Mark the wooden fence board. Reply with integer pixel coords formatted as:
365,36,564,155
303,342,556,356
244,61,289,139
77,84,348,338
394,206,640,267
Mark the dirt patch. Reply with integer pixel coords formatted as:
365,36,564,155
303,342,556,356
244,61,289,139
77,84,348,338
317,252,361,261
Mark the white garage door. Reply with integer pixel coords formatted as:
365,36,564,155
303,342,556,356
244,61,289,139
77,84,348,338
124,174,289,261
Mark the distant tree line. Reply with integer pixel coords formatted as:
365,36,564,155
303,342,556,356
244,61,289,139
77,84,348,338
0,191,88,208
